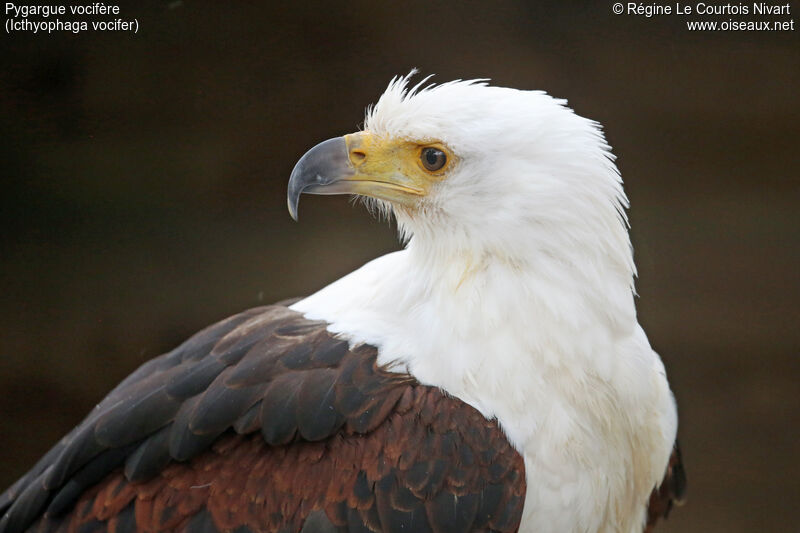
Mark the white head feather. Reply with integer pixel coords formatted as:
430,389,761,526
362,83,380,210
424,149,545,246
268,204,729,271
363,74,638,332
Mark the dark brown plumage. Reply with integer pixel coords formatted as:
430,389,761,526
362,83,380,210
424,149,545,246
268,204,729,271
0,306,526,532
0,304,684,532
645,444,687,532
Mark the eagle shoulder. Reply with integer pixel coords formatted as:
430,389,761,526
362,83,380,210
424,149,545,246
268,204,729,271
0,305,525,533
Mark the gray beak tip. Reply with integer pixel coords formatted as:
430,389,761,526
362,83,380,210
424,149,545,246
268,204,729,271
287,196,300,221
285,136,352,222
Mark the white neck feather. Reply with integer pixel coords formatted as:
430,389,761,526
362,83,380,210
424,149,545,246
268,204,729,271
292,222,636,411
291,226,675,532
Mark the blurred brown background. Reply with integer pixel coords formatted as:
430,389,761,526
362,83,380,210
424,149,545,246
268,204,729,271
1,2,798,531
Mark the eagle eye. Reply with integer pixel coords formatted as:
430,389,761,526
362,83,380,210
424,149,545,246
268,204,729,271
420,147,447,172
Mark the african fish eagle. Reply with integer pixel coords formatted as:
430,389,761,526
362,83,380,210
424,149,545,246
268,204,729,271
0,74,685,533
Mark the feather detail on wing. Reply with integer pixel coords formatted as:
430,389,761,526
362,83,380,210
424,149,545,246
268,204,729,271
0,305,525,533
646,442,687,532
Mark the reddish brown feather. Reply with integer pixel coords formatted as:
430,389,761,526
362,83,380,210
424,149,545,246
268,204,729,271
2,304,685,532
26,387,522,532
645,443,687,532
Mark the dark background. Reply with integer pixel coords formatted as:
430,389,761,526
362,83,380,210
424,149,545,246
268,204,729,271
1,2,797,531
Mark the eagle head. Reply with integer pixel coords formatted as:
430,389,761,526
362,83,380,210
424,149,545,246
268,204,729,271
288,73,634,280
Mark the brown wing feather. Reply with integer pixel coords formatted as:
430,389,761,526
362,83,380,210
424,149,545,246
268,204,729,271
25,390,524,533
0,306,525,533
645,442,687,532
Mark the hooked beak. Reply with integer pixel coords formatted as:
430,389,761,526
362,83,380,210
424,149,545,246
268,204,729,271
287,134,425,220
287,137,353,220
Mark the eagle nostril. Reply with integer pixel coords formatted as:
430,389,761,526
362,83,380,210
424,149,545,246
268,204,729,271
350,150,366,165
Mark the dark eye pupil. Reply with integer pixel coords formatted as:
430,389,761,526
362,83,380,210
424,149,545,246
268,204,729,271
422,148,446,171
